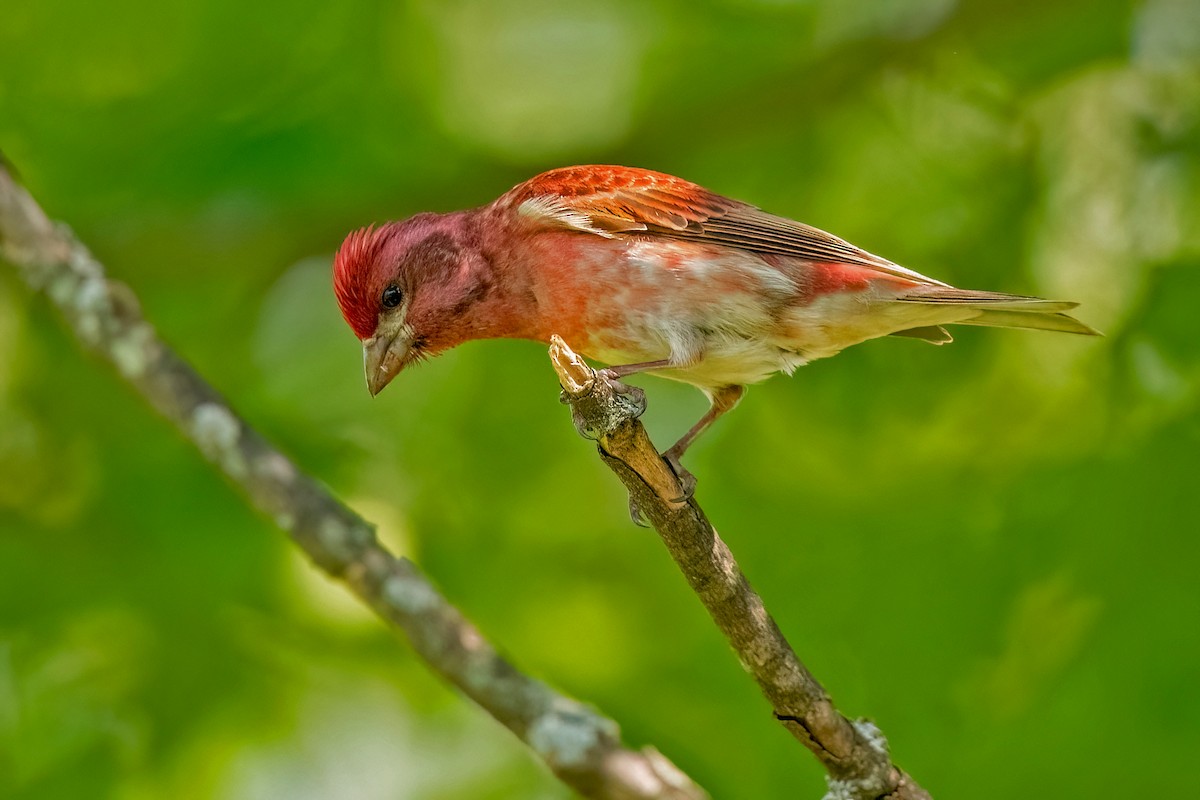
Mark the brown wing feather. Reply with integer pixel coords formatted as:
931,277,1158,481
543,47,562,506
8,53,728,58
502,165,732,233
501,165,948,286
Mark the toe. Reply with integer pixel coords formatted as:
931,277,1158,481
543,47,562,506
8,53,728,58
598,369,639,397
597,369,647,416
662,450,698,503
627,494,651,527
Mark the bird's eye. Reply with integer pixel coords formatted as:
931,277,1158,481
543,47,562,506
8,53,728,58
381,285,403,309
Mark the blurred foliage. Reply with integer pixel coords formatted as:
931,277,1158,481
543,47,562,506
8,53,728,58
2,0,1199,797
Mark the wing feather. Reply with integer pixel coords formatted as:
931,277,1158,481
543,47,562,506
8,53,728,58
499,165,949,286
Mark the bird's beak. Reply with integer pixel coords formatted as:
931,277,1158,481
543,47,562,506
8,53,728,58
363,333,410,397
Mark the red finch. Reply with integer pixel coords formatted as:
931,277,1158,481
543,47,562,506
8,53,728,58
334,165,1096,493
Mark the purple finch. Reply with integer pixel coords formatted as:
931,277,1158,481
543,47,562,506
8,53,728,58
334,165,1096,490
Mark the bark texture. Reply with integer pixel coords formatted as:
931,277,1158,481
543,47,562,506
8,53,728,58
551,336,931,800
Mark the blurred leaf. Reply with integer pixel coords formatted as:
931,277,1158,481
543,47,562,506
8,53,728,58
1,0,1197,797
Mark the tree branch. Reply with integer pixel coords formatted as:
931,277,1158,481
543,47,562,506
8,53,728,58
550,336,931,800
0,165,707,800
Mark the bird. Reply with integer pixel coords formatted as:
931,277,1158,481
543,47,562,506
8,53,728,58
333,164,1096,505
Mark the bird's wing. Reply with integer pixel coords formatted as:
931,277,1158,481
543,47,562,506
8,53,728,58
501,165,948,286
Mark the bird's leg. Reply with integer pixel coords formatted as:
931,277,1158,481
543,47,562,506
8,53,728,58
661,385,746,502
591,358,681,526
583,359,673,433
618,384,746,525
559,358,671,432
591,359,741,524
595,358,672,409
599,359,674,380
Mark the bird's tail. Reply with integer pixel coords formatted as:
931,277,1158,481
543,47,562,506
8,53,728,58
896,287,1101,336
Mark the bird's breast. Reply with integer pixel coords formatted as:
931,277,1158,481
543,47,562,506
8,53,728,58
513,230,918,388
518,233,798,379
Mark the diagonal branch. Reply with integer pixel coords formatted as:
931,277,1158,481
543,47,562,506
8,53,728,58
0,164,707,800
550,336,931,800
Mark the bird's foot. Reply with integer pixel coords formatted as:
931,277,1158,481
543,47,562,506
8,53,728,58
596,368,647,415
561,367,648,442
562,367,647,439
567,366,689,525
623,448,695,526
662,446,697,504
627,494,651,528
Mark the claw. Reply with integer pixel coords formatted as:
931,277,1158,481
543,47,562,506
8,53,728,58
621,453,693,525
595,367,647,420
662,448,697,504
598,367,646,404
596,367,628,390
627,494,651,527
593,365,694,522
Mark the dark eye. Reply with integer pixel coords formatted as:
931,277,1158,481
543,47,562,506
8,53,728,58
381,284,403,309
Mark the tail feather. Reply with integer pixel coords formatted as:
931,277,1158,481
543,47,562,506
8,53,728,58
955,309,1100,336
889,325,954,344
895,286,1100,336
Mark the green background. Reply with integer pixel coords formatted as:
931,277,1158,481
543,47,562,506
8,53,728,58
2,0,1198,797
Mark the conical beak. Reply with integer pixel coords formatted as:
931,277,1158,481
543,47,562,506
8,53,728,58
363,333,410,397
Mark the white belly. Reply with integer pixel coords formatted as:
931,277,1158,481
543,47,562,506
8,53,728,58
589,289,963,392
547,238,959,391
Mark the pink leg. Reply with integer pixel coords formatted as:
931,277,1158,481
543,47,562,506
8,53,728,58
595,359,673,417
661,385,745,500
593,360,671,525
664,385,746,463
594,360,743,522
599,358,672,381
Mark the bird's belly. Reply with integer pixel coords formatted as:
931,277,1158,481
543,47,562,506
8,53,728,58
584,287,927,390
586,332,804,390
540,237,795,367
658,339,807,388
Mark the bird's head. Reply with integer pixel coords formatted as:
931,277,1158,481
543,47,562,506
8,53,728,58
333,213,487,396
